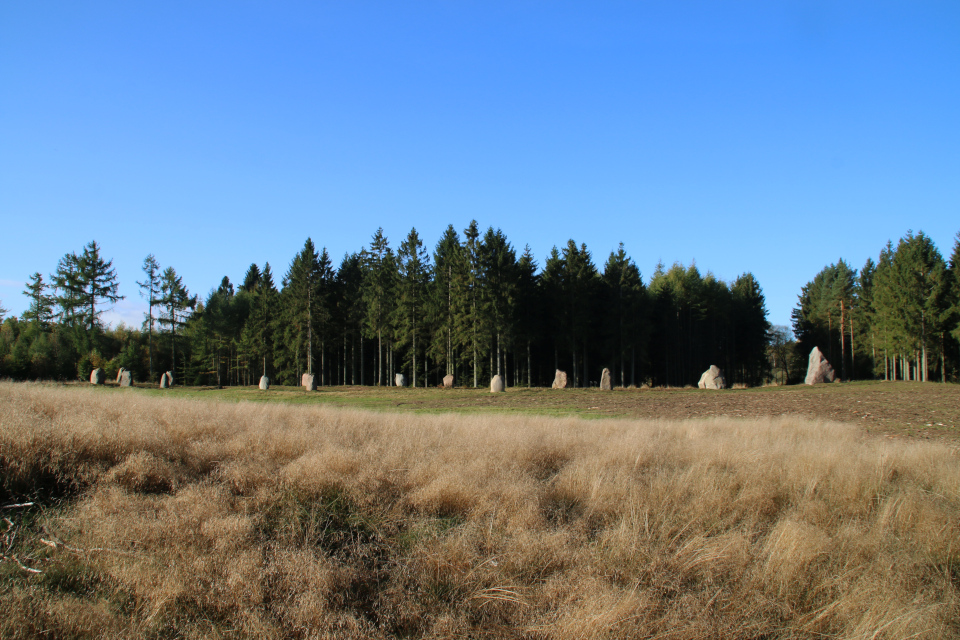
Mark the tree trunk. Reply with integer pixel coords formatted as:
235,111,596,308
850,314,855,380
839,300,846,381
527,341,532,388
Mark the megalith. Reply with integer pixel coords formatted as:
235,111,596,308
302,373,316,391
490,374,504,393
90,368,103,385
552,370,568,389
259,375,270,390
159,372,172,389
119,370,133,387
600,368,612,390
697,365,725,390
116,368,126,383
805,347,836,385
395,373,406,387
442,374,454,389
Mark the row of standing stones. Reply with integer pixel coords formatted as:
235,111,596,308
89,368,176,388
90,350,833,393
88,367,136,387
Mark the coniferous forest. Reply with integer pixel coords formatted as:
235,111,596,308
2,224,959,388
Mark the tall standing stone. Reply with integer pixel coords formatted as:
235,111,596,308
600,368,612,390
302,373,316,391
90,368,103,385
395,373,406,387
119,370,133,387
159,372,171,389
697,365,725,390
552,370,568,389
259,375,270,390
116,368,126,384
805,347,836,385
490,374,504,393
442,374,454,389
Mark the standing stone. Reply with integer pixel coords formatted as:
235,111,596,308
697,365,725,390
159,372,170,389
395,373,406,387
90,368,103,385
119,370,133,387
552,370,568,389
302,373,316,391
600,368,612,390
443,374,454,389
490,374,504,393
116,367,126,383
259,375,270,390
805,347,836,385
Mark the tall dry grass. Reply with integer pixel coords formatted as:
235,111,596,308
1,381,959,639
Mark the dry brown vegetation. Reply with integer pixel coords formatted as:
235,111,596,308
2,381,959,639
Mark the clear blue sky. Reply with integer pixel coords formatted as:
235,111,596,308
2,1,958,330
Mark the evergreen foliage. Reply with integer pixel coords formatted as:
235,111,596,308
794,231,958,382
41,226,960,386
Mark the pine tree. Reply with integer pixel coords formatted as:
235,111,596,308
283,239,325,380
459,221,483,387
362,229,397,386
53,241,124,332
157,266,196,384
949,233,960,374
893,232,949,381
137,254,162,378
731,272,771,386
244,263,278,380
602,244,646,387
335,253,365,385
395,228,431,387
427,225,463,381
242,264,261,292
22,272,55,330
478,227,517,384
514,245,540,386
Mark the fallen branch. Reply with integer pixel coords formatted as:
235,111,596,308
40,537,136,557
2,503,35,509
1,554,41,574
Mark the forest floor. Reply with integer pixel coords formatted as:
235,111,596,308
93,379,960,443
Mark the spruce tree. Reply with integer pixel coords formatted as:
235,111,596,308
514,245,540,386
426,225,463,381
478,227,517,383
158,266,196,384
137,254,162,378
244,263,278,380
602,244,646,387
22,272,55,329
283,239,324,379
53,241,123,332
395,228,431,387
362,229,397,386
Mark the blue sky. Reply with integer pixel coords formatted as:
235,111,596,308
1,1,958,330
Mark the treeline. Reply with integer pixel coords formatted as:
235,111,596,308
0,223,772,388
792,230,960,382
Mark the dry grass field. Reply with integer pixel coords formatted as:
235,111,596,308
133,379,960,442
2,381,959,639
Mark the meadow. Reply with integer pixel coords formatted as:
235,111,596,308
2,381,959,639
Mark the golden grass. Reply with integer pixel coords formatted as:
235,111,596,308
1,381,959,639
